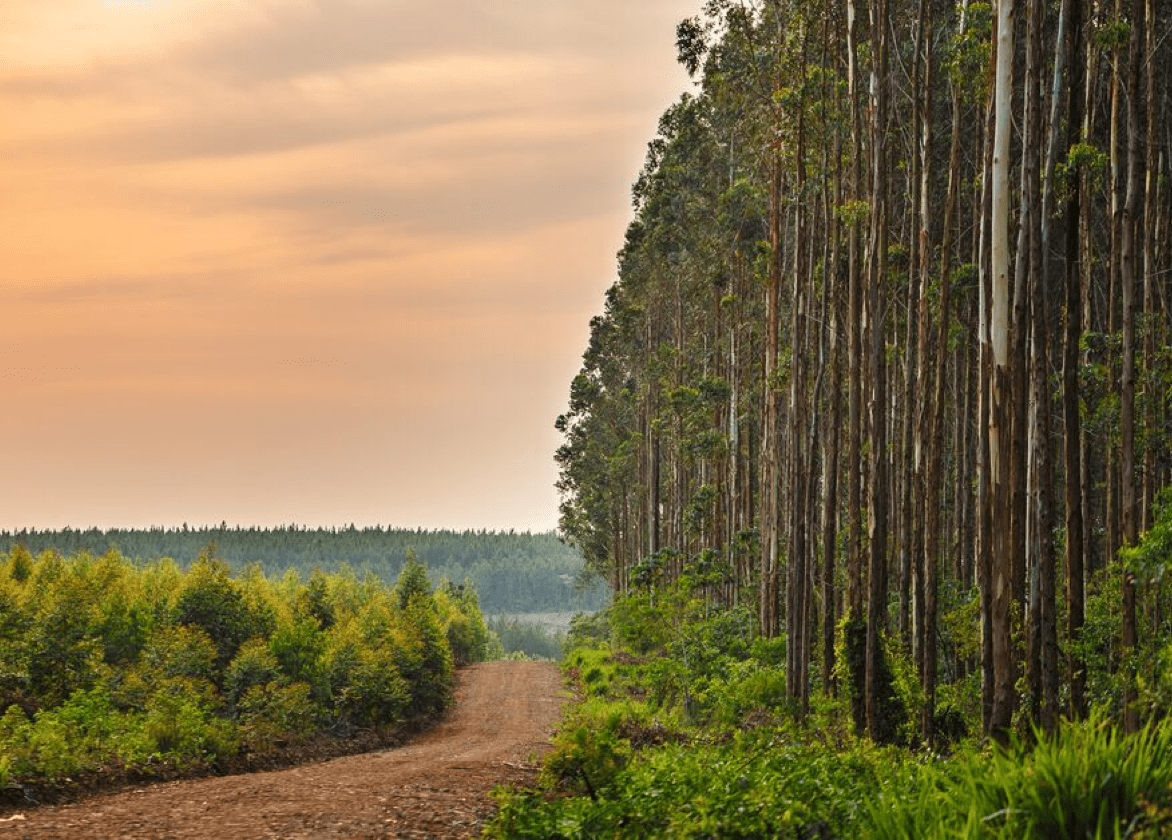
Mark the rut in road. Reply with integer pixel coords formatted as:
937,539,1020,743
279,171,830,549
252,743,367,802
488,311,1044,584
2,660,564,839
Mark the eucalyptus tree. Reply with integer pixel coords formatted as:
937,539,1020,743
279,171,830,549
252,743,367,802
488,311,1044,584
553,0,1172,742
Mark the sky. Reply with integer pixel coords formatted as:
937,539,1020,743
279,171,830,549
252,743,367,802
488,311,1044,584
1,0,697,533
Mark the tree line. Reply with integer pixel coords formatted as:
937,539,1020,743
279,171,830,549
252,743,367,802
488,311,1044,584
0,525,608,616
555,0,1172,743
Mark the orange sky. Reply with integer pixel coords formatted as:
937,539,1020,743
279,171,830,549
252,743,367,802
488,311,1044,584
1,0,697,532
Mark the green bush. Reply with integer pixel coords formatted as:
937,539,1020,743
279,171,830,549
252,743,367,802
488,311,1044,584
542,717,633,799
224,638,283,705
392,549,432,610
392,599,453,718
140,623,220,684
237,682,320,749
173,556,267,671
268,619,327,695
143,686,235,761
834,614,907,744
293,570,336,630
434,579,495,665
1,688,153,778
490,730,892,838
325,638,410,728
566,610,609,649
700,660,788,727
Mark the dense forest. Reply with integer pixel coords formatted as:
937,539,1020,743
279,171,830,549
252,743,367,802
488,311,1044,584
0,526,608,616
554,0,1172,747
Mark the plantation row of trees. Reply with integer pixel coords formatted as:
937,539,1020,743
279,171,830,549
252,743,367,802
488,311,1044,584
0,526,608,615
555,0,1172,742
0,546,492,788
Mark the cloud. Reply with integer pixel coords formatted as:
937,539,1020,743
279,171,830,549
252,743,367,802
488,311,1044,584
0,0,698,532
163,0,682,87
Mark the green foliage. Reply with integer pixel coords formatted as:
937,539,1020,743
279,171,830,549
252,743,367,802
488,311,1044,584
143,686,235,760
835,614,869,733
323,625,410,728
1123,486,1172,586
237,682,320,750
1070,549,1172,717
566,611,609,649
1092,18,1131,51
697,660,787,728
868,714,1172,838
392,598,454,718
833,614,907,745
392,549,432,610
0,547,474,787
541,719,633,800
491,729,895,839
173,555,267,671
488,579,1172,839
434,579,495,665
269,619,327,696
224,638,283,705
293,569,336,630
835,198,871,227
112,624,223,722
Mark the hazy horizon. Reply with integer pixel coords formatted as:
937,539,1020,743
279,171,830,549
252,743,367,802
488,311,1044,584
0,521,560,535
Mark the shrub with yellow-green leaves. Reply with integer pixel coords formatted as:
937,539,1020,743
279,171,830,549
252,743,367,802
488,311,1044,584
0,545,494,788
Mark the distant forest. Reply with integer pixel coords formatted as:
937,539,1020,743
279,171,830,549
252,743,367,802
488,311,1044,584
0,526,608,616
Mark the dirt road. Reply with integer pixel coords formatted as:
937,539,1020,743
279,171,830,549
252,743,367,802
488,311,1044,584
1,660,563,839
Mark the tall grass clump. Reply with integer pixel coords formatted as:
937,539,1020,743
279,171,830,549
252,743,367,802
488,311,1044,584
867,712,1172,838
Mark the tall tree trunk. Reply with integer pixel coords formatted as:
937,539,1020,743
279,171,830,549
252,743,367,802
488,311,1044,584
905,0,929,672
1141,0,1157,531
977,49,997,734
1079,24,1100,580
1061,0,1087,721
1107,0,1124,569
1022,0,1057,733
913,0,937,744
918,1,956,740
845,0,866,627
789,45,811,705
823,330,841,694
988,0,1017,740
762,157,784,640
844,0,868,734
865,0,891,743
823,66,845,696
1120,0,1144,734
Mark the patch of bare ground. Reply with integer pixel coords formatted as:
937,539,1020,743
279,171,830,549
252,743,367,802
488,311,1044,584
0,660,564,839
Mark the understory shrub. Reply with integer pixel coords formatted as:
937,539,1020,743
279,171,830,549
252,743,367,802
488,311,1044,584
491,730,894,839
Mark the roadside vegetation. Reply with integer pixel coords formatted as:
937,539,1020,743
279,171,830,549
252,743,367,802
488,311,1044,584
486,550,1172,838
0,545,493,801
